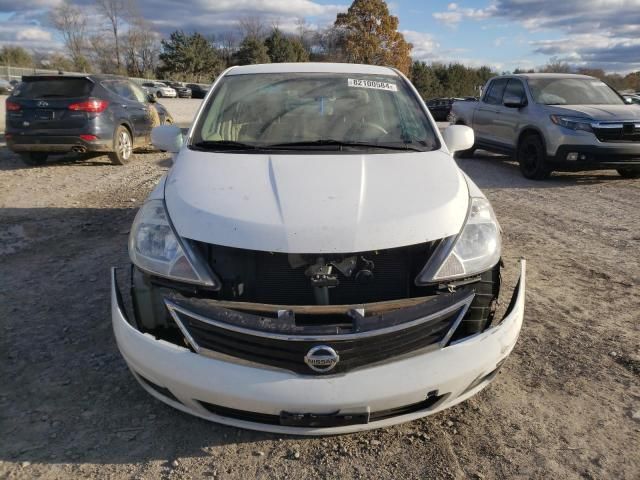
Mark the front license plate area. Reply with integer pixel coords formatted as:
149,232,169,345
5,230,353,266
280,410,369,427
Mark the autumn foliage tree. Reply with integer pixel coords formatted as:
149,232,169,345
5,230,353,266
334,0,412,74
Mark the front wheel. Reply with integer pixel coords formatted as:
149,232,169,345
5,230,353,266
109,126,133,165
616,167,640,178
19,152,48,166
517,134,551,180
156,91,163,98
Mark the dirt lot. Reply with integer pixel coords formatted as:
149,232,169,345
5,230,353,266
1,99,639,480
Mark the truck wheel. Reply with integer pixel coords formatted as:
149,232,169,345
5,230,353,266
108,125,134,165
517,134,551,180
616,167,640,178
19,152,48,166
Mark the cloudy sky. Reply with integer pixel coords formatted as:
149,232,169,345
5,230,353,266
1,0,639,73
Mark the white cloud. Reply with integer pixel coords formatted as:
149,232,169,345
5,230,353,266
433,2,495,27
432,0,640,72
16,27,52,42
402,30,440,61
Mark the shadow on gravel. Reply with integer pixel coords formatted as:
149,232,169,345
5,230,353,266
0,144,172,171
0,207,297,466
458,151,627,189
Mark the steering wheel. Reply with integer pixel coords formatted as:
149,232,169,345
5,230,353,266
347,122,389,138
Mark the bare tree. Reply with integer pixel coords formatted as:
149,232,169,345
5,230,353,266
95,0,128,72
218,30,238,67
89,32,117,73
238,16,266,40
50,0,89,71
123,17,160,77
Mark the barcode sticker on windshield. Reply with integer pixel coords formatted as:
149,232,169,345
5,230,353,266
348,79,398,92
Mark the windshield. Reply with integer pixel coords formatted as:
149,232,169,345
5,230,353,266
527,77,624,105
190,72,438,152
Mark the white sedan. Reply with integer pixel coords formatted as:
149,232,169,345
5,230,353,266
111,62,525,435
141,81,176,98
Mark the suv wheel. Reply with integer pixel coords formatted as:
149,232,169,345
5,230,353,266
109,126,133,165
616,167,640,178
156,91,163,98
19,152,48,166
517,134,551,180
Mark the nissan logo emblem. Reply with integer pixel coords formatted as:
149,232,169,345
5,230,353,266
304,345,340,373
37,101,49,108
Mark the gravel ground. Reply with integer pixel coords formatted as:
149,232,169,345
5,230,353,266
0,100,639,480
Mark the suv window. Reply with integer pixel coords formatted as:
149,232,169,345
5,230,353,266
127,82,148,103
14,78,92,98
504,79,526,103
484,78,508,105
103,80,132,100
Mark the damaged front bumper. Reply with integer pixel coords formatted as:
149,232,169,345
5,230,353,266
111,260,526,435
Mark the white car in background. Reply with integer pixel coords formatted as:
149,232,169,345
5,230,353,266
141,81,176,98
111,63,526,435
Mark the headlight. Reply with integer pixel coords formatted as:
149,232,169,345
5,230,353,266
550,115,593,133
416,197,501,284
129,200,219,287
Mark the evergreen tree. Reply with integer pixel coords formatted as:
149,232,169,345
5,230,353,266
159,31,223,82
235,37,270,65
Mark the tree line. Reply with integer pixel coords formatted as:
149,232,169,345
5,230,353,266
2,0,639,98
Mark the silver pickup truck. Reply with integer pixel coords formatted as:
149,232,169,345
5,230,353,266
450,73,640,179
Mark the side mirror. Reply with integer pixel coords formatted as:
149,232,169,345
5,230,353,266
624,97,633,104
147,93,157,103
503,94,527,108
442,125,474,154
152,125,183,153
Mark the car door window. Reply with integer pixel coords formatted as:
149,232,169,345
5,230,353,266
102,80,129,99
504,79,526,103
484,79,508,105
126,82,148,103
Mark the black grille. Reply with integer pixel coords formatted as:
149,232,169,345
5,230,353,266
168,290,472,375
199,393,444,427
195,241,439,305
594,125,640,143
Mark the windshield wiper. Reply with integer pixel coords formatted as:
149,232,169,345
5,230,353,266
264,139,426,152
191,140,259,151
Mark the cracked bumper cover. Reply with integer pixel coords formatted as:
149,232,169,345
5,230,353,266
111,260,526,435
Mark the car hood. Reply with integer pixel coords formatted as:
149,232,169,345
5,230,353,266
164,149,469,253
547,104,640,120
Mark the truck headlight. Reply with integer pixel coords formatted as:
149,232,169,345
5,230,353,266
416,197,501,284
550,115,593,133
129,200,219,287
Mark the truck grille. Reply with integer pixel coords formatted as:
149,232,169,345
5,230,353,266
594,123,640,143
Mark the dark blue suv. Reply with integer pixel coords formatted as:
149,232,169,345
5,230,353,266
5,74,173,165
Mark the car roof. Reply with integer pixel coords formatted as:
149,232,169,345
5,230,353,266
226,62,399,76
21,74,129,82
498,73,597,81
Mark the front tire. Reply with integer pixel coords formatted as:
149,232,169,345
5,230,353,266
517,134,551,180
156,91,163,98
109,126,134,165
617,167,640,178
19,152,48,166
